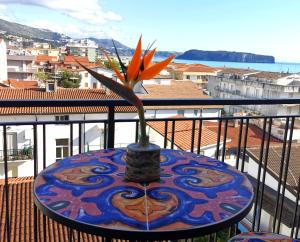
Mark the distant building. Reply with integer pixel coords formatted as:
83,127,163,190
0,39,7,82
66,39,98,62
139,80,223,118
79,66,117,89
207,68,298,116
7,55,37,80
171,63,219,89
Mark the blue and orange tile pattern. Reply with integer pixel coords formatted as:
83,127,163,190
34,149,253,235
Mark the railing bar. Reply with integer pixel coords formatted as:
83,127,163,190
241,119,249,172
191,120,196,153
252,117,267,231
257,118,273,230
78,230,81,242
171,120,175,149
70,123,73,156
277,116,295,233
222,119,228,162
272,117,290,232
163,121,168,149
107,107,115,149
83,122,86,152
43,124,46,169
3,125,11,242
33,124,38,242
0,113,300,127
135,121,139,143
235,118,244,170
79,123,82,154
296,204,300,238
215,120,222,160
197,120,203,155
291,176,300,238
104,122,107,149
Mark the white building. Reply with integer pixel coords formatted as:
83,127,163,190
79,66,117,89
207,68,298,116
0,39,8,82
66,39,98,62
7,55,37,81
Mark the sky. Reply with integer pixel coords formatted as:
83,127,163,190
0,0,299,62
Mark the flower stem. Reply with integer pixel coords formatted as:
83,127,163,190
137,106,149,146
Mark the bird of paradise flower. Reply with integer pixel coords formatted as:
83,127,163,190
79,37,175,146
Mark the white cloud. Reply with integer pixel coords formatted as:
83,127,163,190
0,0,122,25
0,4,6,10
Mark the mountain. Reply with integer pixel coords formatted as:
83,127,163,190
88,37,179,57
0,18,69,44
176,49,275,63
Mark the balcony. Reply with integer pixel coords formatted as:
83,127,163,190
0,98,300,241
7,67,38,73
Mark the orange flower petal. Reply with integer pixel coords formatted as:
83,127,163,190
103,51,125,82
143,48,156,69
139,55,175,80
127,36,142,80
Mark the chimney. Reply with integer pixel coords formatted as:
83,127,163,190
45,79,57,92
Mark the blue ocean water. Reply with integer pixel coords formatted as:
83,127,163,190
154,57,300,73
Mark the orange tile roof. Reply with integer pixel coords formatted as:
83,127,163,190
204,121,281,149
3,80,39,89
139,80,223,109
0,177,103,241
0,89,136,115
148,119,281,152
36,55,58,63
148,119,223,150
247,144,300,193
63,56,89,65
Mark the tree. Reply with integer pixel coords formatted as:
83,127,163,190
35,71,49,82
57,70,81,88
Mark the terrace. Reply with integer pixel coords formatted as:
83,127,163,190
1,98,300,241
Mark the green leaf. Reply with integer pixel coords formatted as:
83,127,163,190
79,64,143,108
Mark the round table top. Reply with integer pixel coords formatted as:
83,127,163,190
34,149,254,240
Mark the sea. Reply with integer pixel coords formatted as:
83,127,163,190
154,57,300,73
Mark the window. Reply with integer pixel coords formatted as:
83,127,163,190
197,75,201,80
93,82,97,89
85,72,88,77
84,82,88,87
48,83,55,92
177,110,184,116
186,75,190,80
194,110,198,116
55,115,69,121
56,138,69,161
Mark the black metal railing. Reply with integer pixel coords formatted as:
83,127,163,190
0,98,300,242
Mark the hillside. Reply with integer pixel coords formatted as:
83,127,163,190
176,49,275,63
0,18,69,44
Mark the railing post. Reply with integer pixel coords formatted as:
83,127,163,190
107,106,115,148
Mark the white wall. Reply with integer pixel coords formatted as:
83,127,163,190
0,40,7,82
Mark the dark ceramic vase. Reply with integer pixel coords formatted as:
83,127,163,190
125,142,161,182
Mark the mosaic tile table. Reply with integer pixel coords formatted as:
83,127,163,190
34,149,254,241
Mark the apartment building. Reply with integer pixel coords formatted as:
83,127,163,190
0,39,7,82
7,55,37,80
66,39,98,62
207,68,299,116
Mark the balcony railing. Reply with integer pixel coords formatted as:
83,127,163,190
0,98,300,241
0,148,33,161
